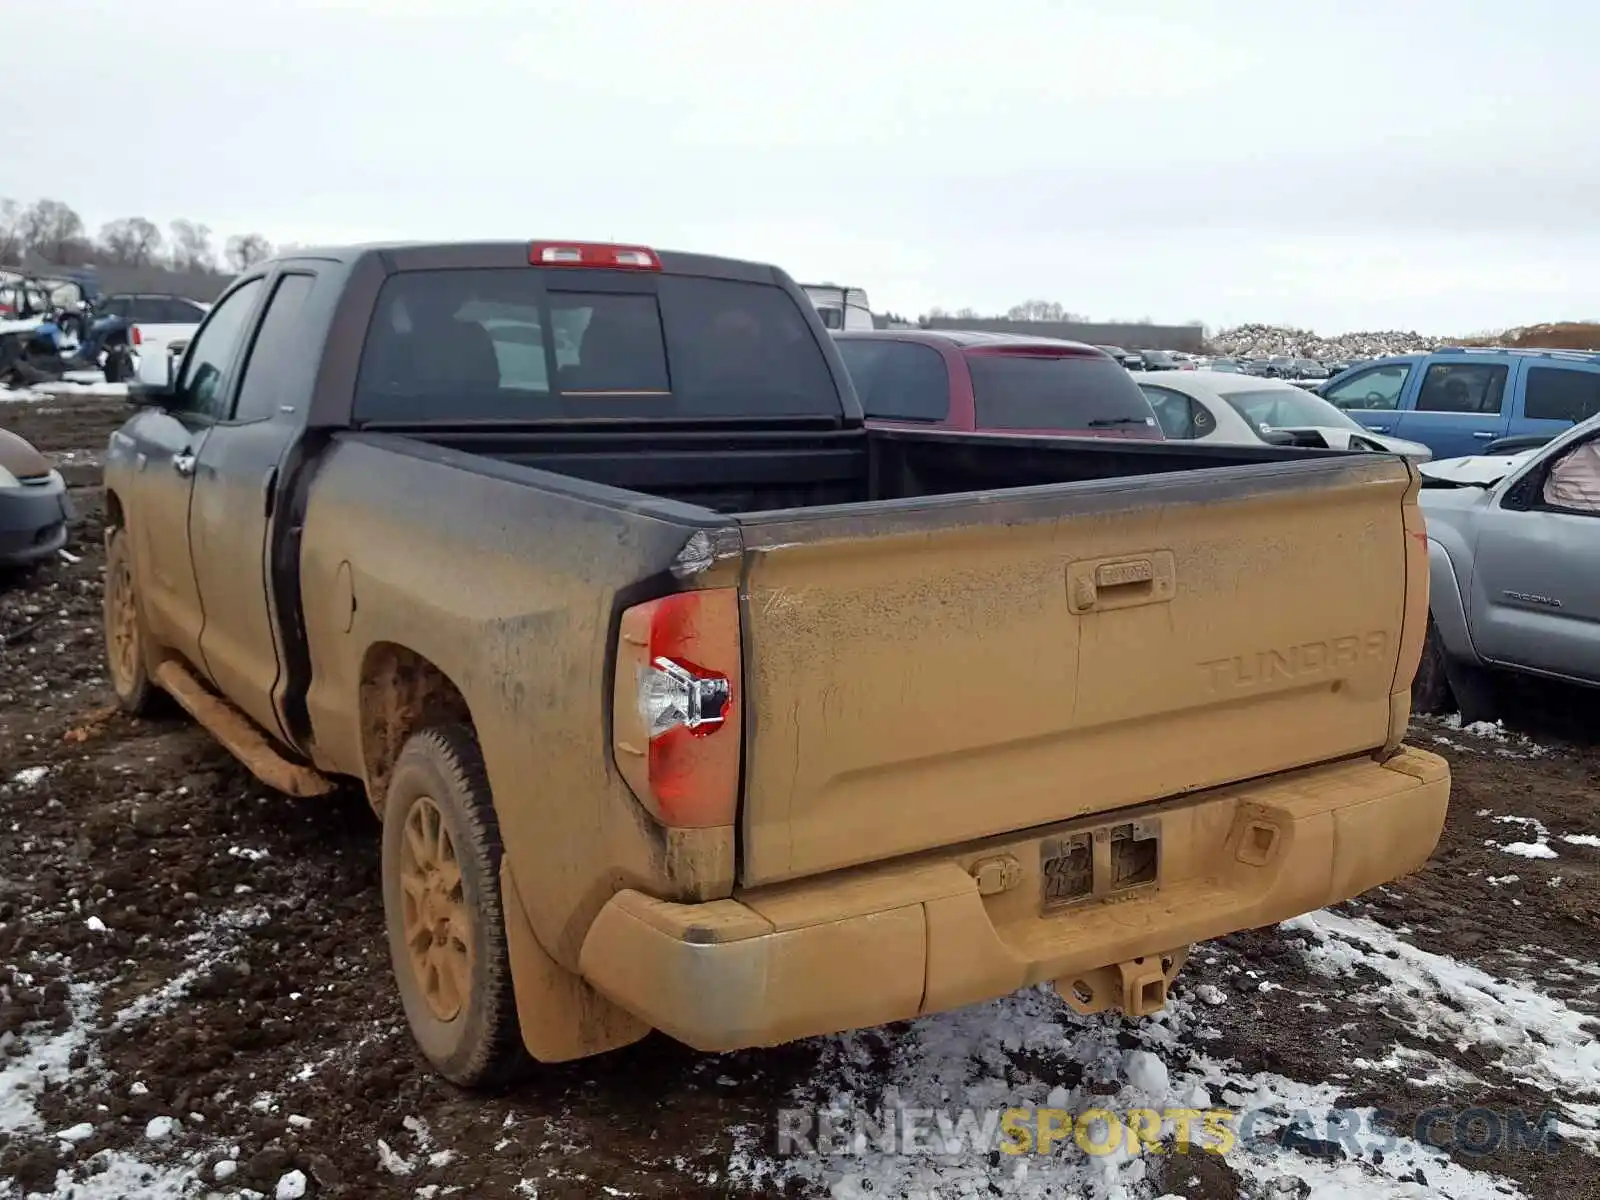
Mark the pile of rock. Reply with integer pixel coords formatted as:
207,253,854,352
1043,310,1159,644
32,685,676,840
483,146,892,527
1210,324,1450,360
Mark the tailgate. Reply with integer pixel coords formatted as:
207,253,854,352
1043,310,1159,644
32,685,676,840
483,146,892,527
735,456,1421,886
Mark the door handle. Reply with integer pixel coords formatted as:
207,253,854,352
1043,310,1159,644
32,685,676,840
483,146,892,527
1472,431,1495,440
1363,424,1389,433
172,452,197,477
1067,552,1177,614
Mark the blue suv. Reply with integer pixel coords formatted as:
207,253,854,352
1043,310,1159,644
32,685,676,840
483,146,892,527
1319,347,1600,460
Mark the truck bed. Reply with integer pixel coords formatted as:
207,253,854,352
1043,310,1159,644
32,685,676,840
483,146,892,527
325,423,1420,887
397,420,1359,514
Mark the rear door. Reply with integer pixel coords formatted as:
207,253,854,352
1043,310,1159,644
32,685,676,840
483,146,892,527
1392,356,1515,458
190,272,321,739
734,454,1417,884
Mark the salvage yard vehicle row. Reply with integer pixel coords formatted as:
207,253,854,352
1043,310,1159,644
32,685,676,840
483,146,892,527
102,238,1449,1084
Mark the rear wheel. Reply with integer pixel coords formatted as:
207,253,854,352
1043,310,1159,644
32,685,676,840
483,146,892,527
381,725,527,1087
102,527,159,715
1411,620,1454,716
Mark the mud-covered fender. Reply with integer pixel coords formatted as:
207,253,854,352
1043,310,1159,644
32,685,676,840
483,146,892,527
1426,538,1478,663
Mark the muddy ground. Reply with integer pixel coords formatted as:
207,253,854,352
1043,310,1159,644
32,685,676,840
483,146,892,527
1,393,1596,1199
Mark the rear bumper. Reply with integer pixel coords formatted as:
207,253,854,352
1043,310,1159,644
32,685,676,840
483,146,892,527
0,475,72,566
578,747,1448,1052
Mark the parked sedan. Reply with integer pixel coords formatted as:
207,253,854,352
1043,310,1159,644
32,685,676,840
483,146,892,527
0,427,71,569
1134,372,1433,460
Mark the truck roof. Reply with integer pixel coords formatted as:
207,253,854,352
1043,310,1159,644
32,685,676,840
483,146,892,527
836,328,1108,354
268,240,788,287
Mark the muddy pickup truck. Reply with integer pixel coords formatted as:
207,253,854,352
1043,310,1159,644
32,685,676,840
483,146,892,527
102,239,1449,1086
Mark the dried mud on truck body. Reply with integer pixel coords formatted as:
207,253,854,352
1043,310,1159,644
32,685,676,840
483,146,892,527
94,238,1449,1088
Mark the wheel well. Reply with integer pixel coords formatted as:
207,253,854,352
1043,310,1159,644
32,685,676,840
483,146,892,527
358,643,473,813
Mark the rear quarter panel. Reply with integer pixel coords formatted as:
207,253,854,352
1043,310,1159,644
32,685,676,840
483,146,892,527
296,432,732,968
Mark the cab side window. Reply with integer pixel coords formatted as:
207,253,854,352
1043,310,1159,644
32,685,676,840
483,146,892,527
172,280,265,420
833,339,950,422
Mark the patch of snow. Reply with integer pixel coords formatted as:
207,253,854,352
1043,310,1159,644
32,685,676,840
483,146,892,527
85,915,108,932
1285,909,1600,1146
0,980,97,1133
35,379,129,398
55,1121,96,1142
10,765,49,788
1486,875,1519,886
1561,834,1600,849
730,981,1525,1198
378,1138,416,1176
403,1113,435,1148
1492,815,1557,859
27,1148,197,1198
1503,842,1557,860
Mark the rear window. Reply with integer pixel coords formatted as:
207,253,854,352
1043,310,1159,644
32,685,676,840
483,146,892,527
1524,366,1600,424
353,268,840,423
967,351,1159,432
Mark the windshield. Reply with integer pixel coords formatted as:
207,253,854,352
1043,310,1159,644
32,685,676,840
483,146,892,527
968,351,1159,432
354,268,841,423
1221,388,1362,431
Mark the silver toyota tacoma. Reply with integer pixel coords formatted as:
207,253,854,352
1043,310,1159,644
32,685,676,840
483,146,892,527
1417,413,1600,721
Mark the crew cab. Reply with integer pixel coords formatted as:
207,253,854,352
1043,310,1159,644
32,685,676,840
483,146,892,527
1321,347,1600,461
104,239,1448,1086
832,329,1163,439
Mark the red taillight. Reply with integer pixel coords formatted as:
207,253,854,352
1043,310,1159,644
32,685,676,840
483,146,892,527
529,241,661,271
612,589,740,828
130,325,143,346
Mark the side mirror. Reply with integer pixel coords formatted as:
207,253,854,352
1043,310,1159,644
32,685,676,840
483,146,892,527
126,343,178,407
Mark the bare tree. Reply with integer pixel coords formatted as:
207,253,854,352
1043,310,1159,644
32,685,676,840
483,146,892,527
19,198,88,263
1005,299,1066,322
224,232,274,272
954,306,980,319
0,198,22,265
168,219,216,272
98,217,164,267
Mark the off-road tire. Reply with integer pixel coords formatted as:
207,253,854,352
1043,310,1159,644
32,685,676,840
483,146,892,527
1411,619,1454,716
381,725,528,1088
102,526,160,715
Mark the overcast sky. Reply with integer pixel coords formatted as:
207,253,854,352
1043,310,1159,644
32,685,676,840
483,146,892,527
4,0,1593,333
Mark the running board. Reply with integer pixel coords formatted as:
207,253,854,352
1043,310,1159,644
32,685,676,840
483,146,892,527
154,661,336,798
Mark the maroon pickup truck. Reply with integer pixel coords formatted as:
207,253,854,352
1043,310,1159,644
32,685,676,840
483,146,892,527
833,330,1164,440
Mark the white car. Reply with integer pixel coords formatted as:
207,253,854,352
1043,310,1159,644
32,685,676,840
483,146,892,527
1134,371,1434,461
